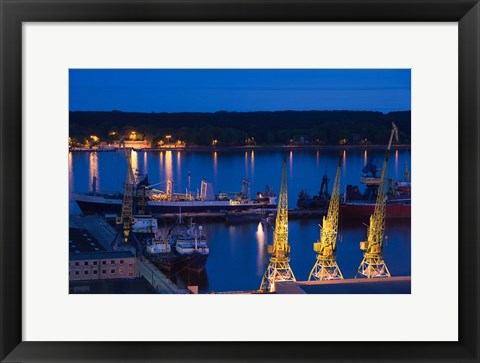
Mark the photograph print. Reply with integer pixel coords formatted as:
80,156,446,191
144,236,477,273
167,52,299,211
68,69,411,294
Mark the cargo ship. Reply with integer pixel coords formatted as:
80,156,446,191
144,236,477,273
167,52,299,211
73,176,276,216
340,161,411,219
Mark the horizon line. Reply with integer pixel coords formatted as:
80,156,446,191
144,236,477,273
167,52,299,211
69,109,412,114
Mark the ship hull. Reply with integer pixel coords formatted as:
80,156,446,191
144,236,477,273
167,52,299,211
148,253,179,271
340,202,411,219
176,253,208,272
74,194,275,215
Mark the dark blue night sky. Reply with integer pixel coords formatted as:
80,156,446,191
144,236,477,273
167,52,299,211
69,69,410,113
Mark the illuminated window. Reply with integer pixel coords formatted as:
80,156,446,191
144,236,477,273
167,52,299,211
119,268,125,274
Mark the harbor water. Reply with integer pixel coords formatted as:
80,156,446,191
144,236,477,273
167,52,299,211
69,148,411,293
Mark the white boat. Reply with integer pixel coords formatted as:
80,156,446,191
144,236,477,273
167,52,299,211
173,219,209,271
131,214,158,233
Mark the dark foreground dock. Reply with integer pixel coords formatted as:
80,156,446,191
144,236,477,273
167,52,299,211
275,276,411,294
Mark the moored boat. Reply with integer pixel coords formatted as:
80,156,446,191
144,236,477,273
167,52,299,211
73,177,276,216
340,161,411,219
172,218,209,272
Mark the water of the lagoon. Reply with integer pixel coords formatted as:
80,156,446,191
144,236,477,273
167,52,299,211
69,148,411,293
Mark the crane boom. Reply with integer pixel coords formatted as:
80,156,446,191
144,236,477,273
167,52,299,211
324,153,342,250
116,137,136,242
272,156,289,256
368,123,397,249
356,123,398,278
260,155,296,292
308,152,344,280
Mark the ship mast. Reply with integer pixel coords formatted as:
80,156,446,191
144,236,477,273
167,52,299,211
308,152,344,280
260,155,296,292
356,123,398,278
116,137,136,243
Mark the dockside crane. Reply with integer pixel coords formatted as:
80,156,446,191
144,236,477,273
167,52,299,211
355,123,398,278
260,155,296,292
308,152,344,281
116,138,136,243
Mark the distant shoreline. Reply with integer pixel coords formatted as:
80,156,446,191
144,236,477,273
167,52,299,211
69,144,411,152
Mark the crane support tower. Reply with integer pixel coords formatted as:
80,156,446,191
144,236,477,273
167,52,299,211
260,155,296,292
116,138,136,243
355,123,398,278
308,152,344,281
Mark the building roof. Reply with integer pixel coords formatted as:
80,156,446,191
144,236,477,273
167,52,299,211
69,228,106,254
69,250,135,261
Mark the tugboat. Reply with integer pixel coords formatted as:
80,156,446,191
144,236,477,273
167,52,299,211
144,228,178,271
171,218,209,272
133,178,178,270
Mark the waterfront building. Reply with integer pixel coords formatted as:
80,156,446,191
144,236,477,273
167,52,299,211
69,251,136,281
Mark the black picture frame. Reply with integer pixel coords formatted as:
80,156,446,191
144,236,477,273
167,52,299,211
1,0,479,362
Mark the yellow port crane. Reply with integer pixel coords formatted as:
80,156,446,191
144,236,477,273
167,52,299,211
260,155,296,292
308,152,344,281
116,138,136,243
356,123,398,278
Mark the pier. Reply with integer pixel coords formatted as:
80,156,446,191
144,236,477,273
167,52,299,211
136,258,185,294
275,276,411,294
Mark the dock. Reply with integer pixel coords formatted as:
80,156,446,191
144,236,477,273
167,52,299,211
275,276,411,294
136,258,186,294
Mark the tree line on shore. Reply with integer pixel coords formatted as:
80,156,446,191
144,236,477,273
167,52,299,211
69,110,411,147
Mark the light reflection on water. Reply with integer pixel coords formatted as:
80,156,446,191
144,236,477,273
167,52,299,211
213,151,218,181
143,151,148,174
255,222,265,275
395,149,399,180
88,152,99,191
165,150,173,182
71,148,411,212
250,150,255,178
130,150,138,178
